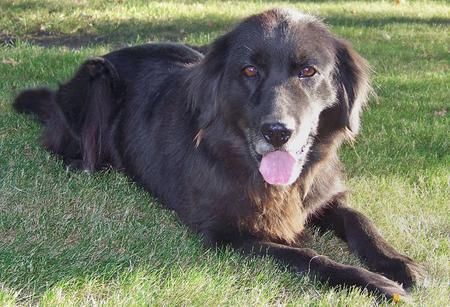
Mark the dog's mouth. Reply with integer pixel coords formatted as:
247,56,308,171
253,141,312,186
258,143,311,186
258,150,300,185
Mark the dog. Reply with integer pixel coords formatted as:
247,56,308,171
14,8,423,301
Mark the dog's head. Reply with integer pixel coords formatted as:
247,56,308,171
187,9,370,186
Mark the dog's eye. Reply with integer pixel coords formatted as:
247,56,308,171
299,66,317,78
242,65,258,78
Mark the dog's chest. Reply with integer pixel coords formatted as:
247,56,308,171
237,186,306,244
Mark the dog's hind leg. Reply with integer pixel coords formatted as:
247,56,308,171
13,57,123,172
64,57,123,171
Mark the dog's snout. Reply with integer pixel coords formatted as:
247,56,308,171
260,123,292,148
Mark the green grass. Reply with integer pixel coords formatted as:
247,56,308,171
0,0,448,305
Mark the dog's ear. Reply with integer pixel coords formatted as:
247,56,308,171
333,39,371,136
185,34,230,128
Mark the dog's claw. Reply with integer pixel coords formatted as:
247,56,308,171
367,272,410,303
376,255,426,290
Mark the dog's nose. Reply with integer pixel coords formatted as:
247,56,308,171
260,123,292,148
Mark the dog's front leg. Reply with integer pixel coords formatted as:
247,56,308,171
237,240,408,300
308,201,425,289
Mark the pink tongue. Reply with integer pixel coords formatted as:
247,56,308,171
259,151,300,186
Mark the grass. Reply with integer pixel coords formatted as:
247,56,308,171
0,0,448,305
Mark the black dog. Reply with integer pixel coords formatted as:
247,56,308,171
14,8,423,301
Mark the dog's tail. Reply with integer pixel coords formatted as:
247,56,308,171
13,87,57,123
13,84,81,166
13,57,123,171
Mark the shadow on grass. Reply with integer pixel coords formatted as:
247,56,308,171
2,13,239,49
1,11,448,49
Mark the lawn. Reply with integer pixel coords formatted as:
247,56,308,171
0,0,448,305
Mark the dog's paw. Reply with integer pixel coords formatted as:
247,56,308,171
64,158,94,173
378,255,426,290
364,270,410,303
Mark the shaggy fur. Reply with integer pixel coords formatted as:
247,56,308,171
14,8,423,301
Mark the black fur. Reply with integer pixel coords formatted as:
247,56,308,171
14,9,423,301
